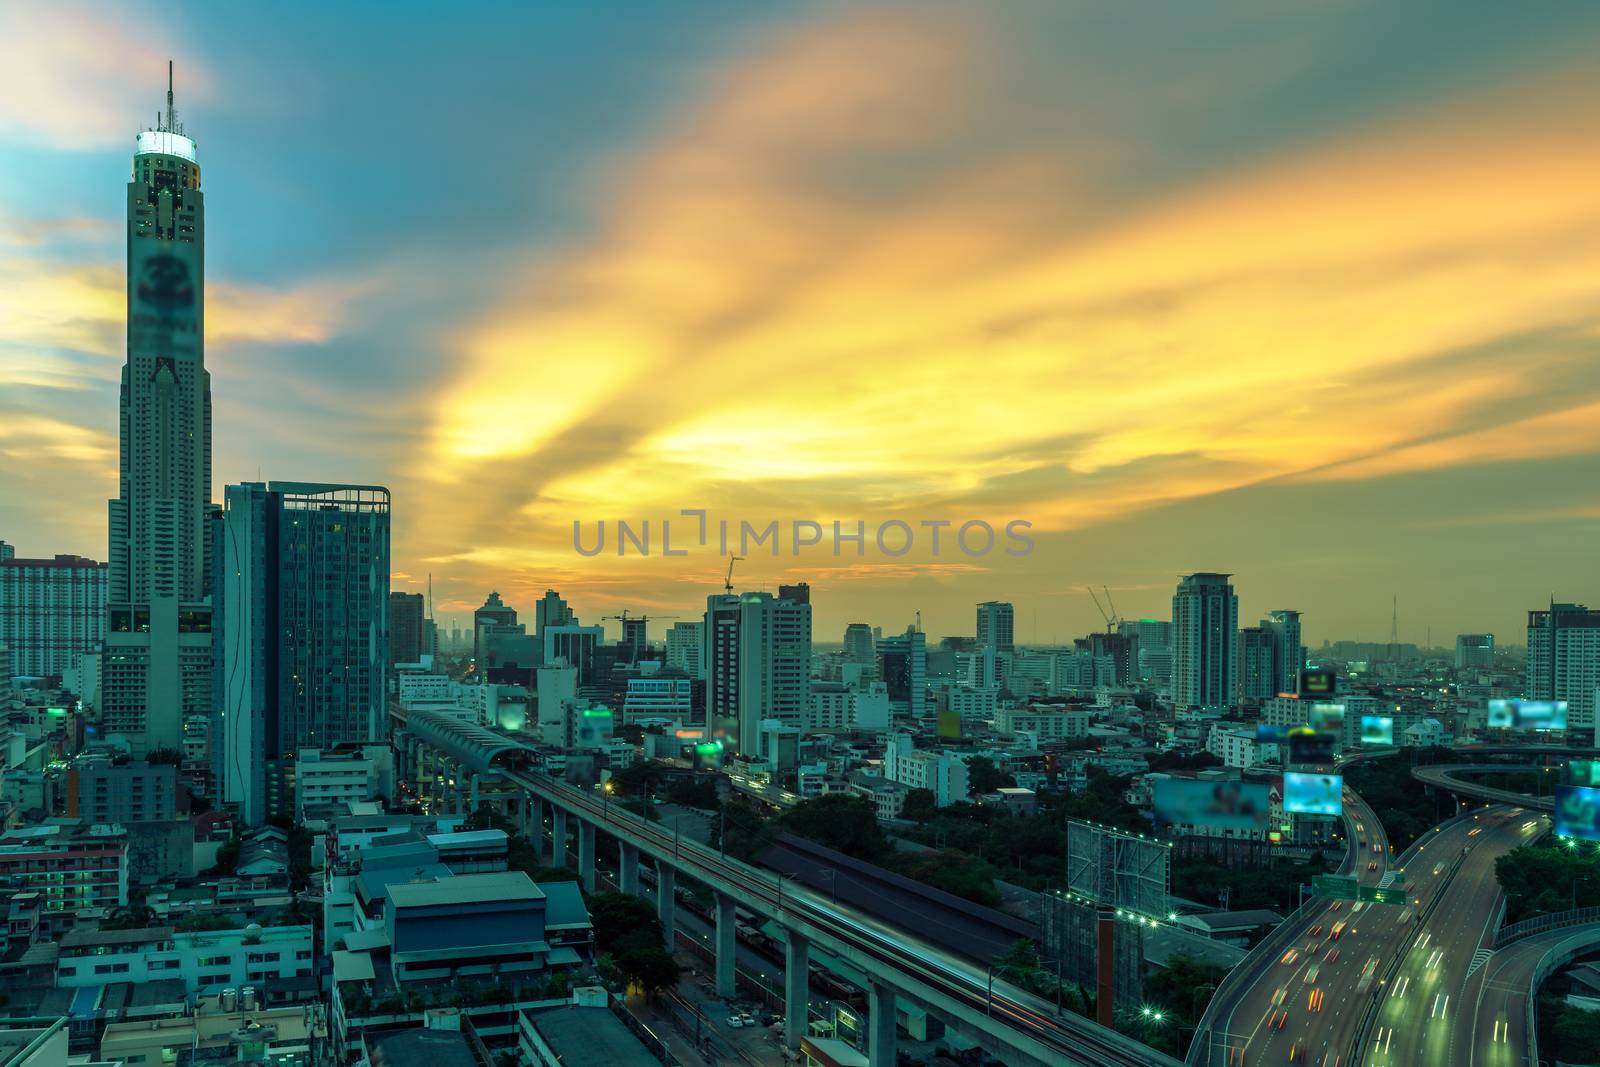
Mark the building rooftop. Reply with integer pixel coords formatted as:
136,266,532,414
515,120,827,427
526,1004,657,1067
60,926,175,950
388,871,543,909
368,1025,484,1067
538,881,589,930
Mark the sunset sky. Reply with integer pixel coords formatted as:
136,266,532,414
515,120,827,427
3,1,1599,647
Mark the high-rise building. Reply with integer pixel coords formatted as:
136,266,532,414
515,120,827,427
1455,633,1495,670
976,601,1015,652
877,626,927,718
103,70,214,755
1527,604,1600,736
534,589,575,637
778,583,811,606
0,542,13,561
1237,626,1276,703
1262,610,1304,694
218,482,390,824
704,592,812,755
0,553,108,679
1120,618,1173,684
843,623,875,668
543,624,603,684
665,621,703,679
390,592,426,665
1172,572,1238,711
473,591,518,666
1075,631,1138,687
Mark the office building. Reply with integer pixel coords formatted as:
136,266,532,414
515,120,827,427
390,591,425,664
543,624,603,683
474,591,518,665
843,622,875,668
103,74,214,755
533,589,575,637
704,591,812,755
883,736,968,807
1237,627,1276,703
1262,610,1304,694
779,582,811,606
877,627,927,717
995,705,1089,740
1121,618,1174,684
218,482,391,824
69,758,179,823
1455,633,1495,670
0,553,108,680
665,621,703,678
1527,603,1600,735
1172,572,1238,711
1076,631,1138,687
976,601,1015,652
621,675,696,724
56,922,314,992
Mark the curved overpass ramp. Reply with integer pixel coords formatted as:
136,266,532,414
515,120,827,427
1411,763,1555,811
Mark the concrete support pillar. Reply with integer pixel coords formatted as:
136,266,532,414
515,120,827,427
714,892,737,1000
577,820,597,892
552,806,569,868
526,796,544,860
656,862,676,943
468,773,480,815
619,842,639,896
867,980,897,1067
784,931,809,1053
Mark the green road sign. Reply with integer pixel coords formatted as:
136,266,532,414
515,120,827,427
1313,875,1358,900
1360,886,1409,906
1390,872,1406,885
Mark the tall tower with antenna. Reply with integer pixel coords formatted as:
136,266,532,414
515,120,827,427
103,61,211,753
1388,595,1399,662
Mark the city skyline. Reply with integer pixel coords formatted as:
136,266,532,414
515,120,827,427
4,3,1600,643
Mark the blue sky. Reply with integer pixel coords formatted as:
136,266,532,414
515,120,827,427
3,1,1599,644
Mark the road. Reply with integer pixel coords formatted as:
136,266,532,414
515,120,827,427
510,767,1181,1067
1196,785,1390,1066
1460,922,1600,1067
1361,806,1548,1067
1411,764,1558,811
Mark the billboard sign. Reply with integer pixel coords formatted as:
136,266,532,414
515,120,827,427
1556,784,1600,841
1066,820,1171,918
1152,779,1271,831
1288,728,1335,764
129,240,202,363
1360,715,1394,746
1284,772,1343,816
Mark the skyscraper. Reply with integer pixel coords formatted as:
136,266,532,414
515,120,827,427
1172,572,1238,711
877,626,927,718
533,589,575,637
704,592,812,755
1262,609,1304,694
218,482,390,824
665,621,703,679
1237,626,1276,703
843,623,875,667
390,592,425,664
976,601,1015,652
1455,633,1495,670
0,553,108,679
103,68,214,754
1527,604,1600,737
473,591,518,665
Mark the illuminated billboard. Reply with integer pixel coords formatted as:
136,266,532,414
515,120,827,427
1556,784,1600,841
1515,700,1567,731
1487,699,1514,728
1284,772,1343,816
1310,702,1345,733
1152,779,1271,830
1288,728,1335,765
1360,715,1394,746
1257,723,1293,743
1571,760,1600,788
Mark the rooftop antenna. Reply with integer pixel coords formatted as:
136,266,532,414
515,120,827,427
427,573,434,620
165,60,178,134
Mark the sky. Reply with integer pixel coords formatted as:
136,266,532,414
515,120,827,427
2,1,1599,648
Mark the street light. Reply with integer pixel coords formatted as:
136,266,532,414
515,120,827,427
603,780,613,820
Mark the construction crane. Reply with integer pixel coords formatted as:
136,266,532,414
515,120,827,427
599,609,682,627
724,555,744,595
1086,585,1123,634
600,610,681,664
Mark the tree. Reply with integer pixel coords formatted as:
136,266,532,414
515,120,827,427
902,788,939,823
780,794,887,860
146,748,184,765
589,893,664,953
214,836,241,876
614,940,680,998
712,796,775,861
966,756,1016,795
887,849,1001,906
176,913,239,933
102,905,157,931
610,761,667,798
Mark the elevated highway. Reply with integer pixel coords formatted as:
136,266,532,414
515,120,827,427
1411,764,1558,811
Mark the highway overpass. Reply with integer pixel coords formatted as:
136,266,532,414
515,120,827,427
1411,764,1558,811
392,708,1180,1067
